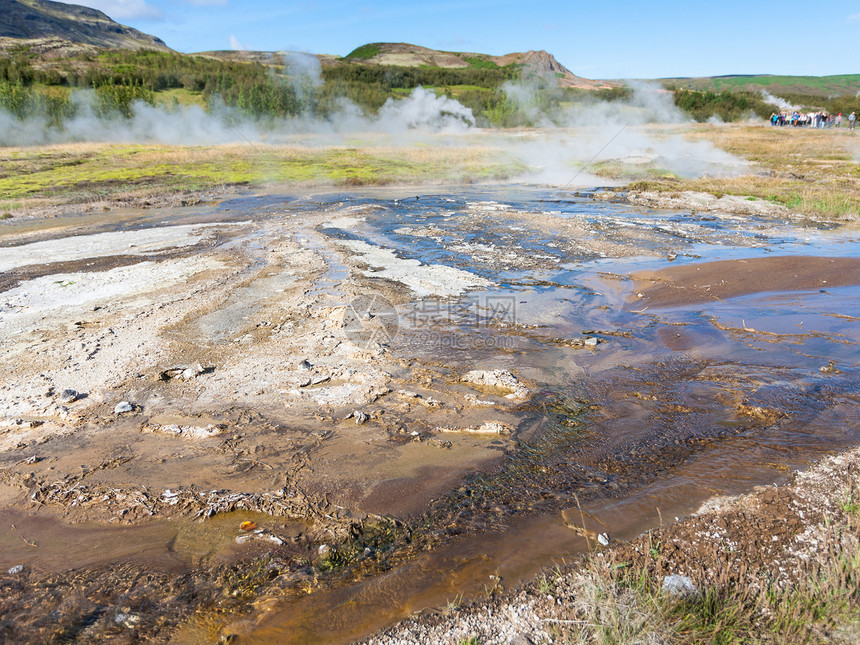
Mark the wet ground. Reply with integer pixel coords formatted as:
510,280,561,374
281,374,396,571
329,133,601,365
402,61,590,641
0,185,858,643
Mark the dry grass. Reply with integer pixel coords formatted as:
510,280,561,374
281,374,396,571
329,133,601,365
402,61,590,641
628,124,860,221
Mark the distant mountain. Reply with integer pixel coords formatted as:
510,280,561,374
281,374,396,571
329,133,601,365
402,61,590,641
342,43,616,90
0,0,171,51
201,42,617,90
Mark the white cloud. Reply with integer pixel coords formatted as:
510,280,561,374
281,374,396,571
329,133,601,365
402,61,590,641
187,0,227,5
74,0,163,20
849,12,860,20
229,35,248,51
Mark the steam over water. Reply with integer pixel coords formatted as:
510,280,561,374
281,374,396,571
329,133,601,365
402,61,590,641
0,78,746,183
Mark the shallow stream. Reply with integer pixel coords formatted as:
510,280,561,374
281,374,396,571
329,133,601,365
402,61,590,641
1,185,858,643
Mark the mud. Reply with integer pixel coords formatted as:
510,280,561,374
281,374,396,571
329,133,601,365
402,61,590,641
0,185,858,643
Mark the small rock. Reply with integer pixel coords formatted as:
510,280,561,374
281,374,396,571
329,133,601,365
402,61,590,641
60,389,78,403
353,411,369,425
318,544,331,558
438,421,513,435
461,369,529,401
583,337,599,347
114,612,141,628
114,401,135,414
661,574,697,598
597,532,610,546
297,360,312,371
7,564,24,575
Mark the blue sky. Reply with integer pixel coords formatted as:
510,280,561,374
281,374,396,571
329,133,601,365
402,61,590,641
74,1,860,79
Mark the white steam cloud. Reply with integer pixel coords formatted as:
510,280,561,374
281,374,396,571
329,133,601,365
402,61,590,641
0,77,746,185
760,90,800,112
496,80,747,183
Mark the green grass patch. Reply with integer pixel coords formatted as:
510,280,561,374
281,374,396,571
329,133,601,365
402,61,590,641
345,44,381,60
462,56,499,70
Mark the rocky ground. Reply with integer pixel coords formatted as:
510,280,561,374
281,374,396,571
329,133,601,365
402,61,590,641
0,180,858,643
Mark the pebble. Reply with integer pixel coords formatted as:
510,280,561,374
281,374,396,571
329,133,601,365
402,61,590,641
661,574,698,598
7,564,24,575
297,360,312,371
583,337,599,347
114,612,141,628
354,411,369,425
60,389,78,403
114,401,135,414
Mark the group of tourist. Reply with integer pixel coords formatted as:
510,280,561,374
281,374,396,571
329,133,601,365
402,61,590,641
770,111,856,129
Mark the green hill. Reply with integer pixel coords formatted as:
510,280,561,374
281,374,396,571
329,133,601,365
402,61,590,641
662,73,860,98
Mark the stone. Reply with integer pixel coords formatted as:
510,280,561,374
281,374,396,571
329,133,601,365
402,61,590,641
583,337,599,346
353,411,369,425
60,389,78,403
114,401,134,414
7,564,24,575
438,421,513,435
661,574,697,598
461,369,529,401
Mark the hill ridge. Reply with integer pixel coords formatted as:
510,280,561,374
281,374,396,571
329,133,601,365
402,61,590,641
0,0,171,51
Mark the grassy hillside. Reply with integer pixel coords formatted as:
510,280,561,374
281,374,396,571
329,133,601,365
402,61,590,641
0,0,170,50
664,74,860,99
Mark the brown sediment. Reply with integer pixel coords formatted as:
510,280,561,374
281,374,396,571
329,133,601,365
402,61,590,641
631,255,860,308
360,446,860,645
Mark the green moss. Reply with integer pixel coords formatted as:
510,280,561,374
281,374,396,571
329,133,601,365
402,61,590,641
0,144,522,209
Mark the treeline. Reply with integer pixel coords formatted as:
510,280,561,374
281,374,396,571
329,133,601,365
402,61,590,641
0,47,523,117
673,89,777,121
672,87,859,122
321,63,518,90
772,92,860,116
0,78,155,123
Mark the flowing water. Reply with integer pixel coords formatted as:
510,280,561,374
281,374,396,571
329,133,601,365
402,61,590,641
1,185,858,643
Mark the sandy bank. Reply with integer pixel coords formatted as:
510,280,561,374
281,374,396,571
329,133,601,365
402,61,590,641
631,255,860,308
